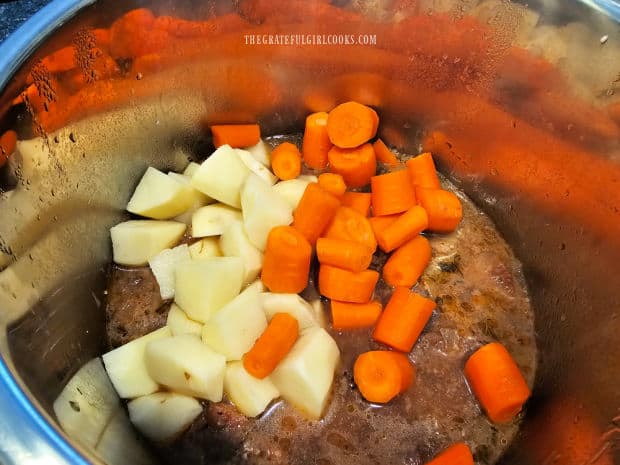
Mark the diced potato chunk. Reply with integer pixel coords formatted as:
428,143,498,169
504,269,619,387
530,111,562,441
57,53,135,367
53,358,120,448
169,172,213,225
260,293,320,329
220,221,263,284
246,139,271,167
241,174,293,251
189,237,222,259
148,244,191,300
224,362,279,418
183,161,201,177
102,327,171,399
191,145,251,208
174,257,244,323
126,167,194,219
110,220,186,266
145,334,226,401
166,303,203,337
95,409,153,465
271,327,340,419
272,179,313,210
202,284,267,360
236,149,277,185
128,392,202,442
192,204,242,238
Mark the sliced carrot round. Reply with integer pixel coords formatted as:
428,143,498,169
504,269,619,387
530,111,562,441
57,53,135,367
327,101,379,148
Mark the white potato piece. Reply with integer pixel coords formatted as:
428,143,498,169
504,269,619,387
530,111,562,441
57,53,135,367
189,237,222,259
220,221,263,284
95,408,152,465
191,144,251,208
202,284,267,360
309,299,327,329
224,362,280,418
145,334,226,401
128,392,202,443
260,293,320,330
272,179,312,210
236,149,277,185
53,358,120,448
271,327,340,420
126,167,194,219
246,279,266,293
297,175,318,183
102,327,171,399
110,220,186,266
148,244,191,300
169,172,213,225
183,161,201,177
241,174,293,251
246,139,271,167
192,204,242,238
174,257,244,323
166,303,203,337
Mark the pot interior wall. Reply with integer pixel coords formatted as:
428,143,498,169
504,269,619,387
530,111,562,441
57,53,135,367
0,1,619,464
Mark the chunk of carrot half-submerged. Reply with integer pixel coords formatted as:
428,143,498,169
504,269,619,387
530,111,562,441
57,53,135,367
292,183,340,245
324,206,377,253
425,442,474,465
0,130,17,168
328,143,377,188
373,287,435,352
271,142,302,180
353,351,415,403
375,205,428,253
319,265,379,304
211,124,261,148
371,169,416,216
261,226,312,294
302,111,332,169
318,173,347,198
415,187,463,233
383,235,432,288
243,312,299,379
464,342,531,424
327,101,379,148
406,152,440,188
316,237,374,273
330,300,382,330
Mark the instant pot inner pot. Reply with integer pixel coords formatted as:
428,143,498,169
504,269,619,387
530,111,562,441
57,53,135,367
0,1,619,464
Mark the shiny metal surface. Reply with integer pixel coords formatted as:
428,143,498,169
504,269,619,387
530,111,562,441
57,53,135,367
0,0,619,464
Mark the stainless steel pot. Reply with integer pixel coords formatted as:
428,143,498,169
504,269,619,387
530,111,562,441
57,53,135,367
0,1,619,464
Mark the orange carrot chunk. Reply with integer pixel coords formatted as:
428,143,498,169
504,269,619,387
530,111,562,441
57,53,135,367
373,139,400,165
375,205,428,252
353,351,415,403
371,169,417,216
330,300,383,330
318,173,347,198
341,191,371,216
327,101,379,148
261,226,312,293
323,206,377,253
464,342,531,424
406,152,441,188
0,130,17,168
271,142,302,180
319,265,379,304
211,124,261,148
243,313,299,379
369,213,402,238
383,235,432,288
425,442,474,465
292,183,341,245
373,287,435,352
316,238,374,272
415,187,463,233
302,111,332,169
328,143,377,188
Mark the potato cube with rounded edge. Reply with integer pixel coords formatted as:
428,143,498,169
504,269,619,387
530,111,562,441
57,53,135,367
174,257,244,323
224,362,280,418
110,220,186,266
145,334,226,401
189,237,222,260
148,244,191,300
220,221,263,284
166,303,203,337
192,204,242,238
128,392,202,442
127,167,194,219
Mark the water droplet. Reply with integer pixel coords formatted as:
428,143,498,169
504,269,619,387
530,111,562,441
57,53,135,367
136,72,143,80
